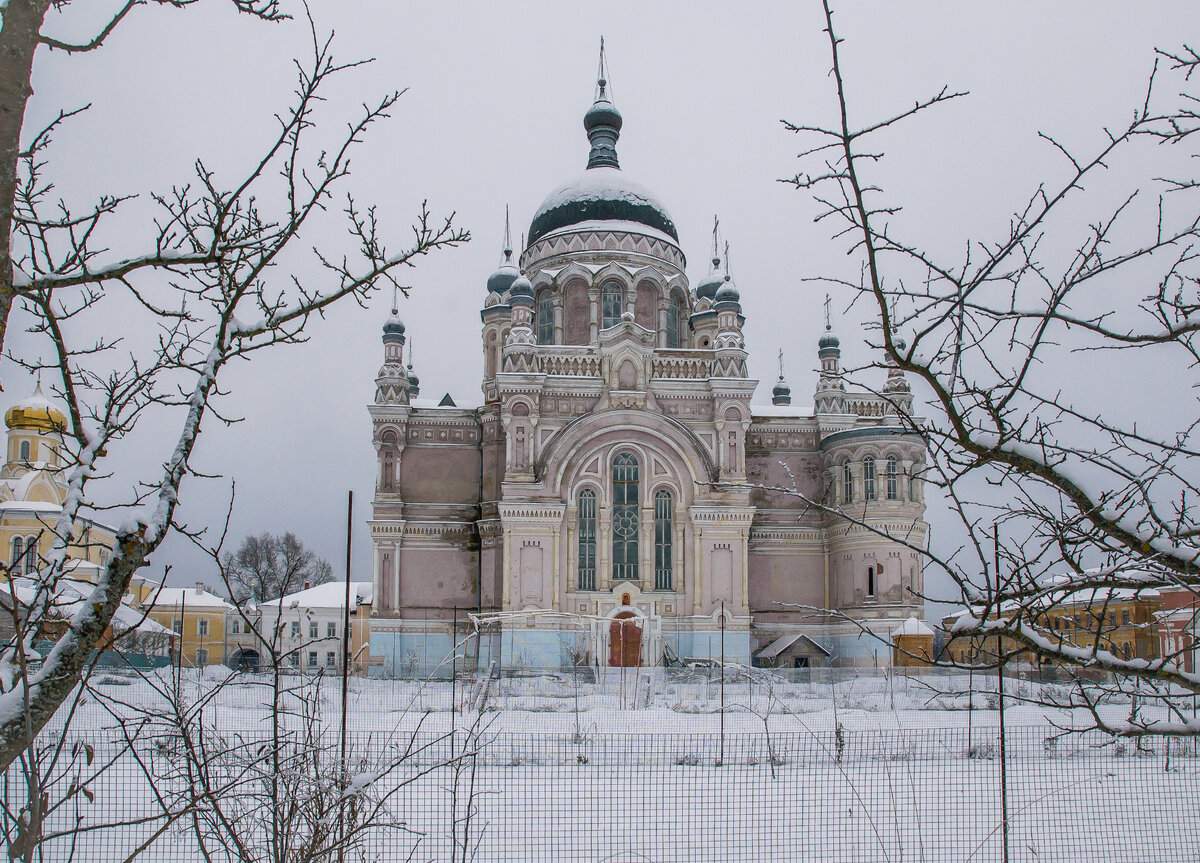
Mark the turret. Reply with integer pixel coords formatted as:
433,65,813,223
375,307,410,405
712,242,747,378
772,350,792,406
882,335,914,415
4,379,67,474
502,272,537,373
814,294,846,415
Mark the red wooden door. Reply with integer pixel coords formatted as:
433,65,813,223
609,615,642,667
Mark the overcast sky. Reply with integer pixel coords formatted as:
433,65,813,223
5,1,1193,608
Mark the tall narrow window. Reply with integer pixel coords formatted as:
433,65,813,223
18,440,29,461
674,297,687,348
612,452,639,580
863,457,876,501
601,281,623,329
842,459,853,504
867,565,876,597
886,456,898,500
22,537,36,575
578,489,597,590
654,490,673,590
536,290,554,345
665,301,678,348
11,537,22,571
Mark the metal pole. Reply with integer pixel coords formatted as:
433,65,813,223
339,490,353,863
994,523,1009,863
719,599,725,767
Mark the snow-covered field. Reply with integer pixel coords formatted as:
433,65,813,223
9,670,1200,862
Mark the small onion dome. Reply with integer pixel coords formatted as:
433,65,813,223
771,376,792,406
382,313,406,343
818,329,841,355
487,254,519,297
5,382,66,432
584,96,623,134
407,370,420,389
695,258,725,302
714,276,740,307
508,273,534,306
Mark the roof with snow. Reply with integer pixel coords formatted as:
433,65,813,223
148,586,234,611
892,616,934,637
529,167,678,246
755,632,831,660
262,581,373,610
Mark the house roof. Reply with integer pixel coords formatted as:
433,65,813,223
755,632,831,660
892,616,934,637
261,581,373,610
148,586,234,612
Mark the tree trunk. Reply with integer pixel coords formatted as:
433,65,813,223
0,0,53,386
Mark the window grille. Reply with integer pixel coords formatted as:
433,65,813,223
612,453,639,580
578,489,597,590
654,490,673,590
601,282,623,329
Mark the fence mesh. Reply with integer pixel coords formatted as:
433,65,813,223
6,721,1199,862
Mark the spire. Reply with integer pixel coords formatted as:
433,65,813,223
584,36,623,170
723,240,731,281
772,348,792,406
711,215,721,270
502,204,513,264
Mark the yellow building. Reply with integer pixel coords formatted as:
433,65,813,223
1,381,116,579
144,583,234,668
942,581,1161,668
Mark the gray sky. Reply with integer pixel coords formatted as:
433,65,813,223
5,1,1193,607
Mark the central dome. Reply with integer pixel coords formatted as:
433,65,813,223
528,167,679,245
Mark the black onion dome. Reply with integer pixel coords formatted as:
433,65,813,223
487,259,519,296
528,168,678,246
714,277,740,305
584,98,623,133
382,313,405,341
772,377,791,399
509,273,534,305
695,264,725,302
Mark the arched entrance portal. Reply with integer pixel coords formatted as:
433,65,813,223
609,612,642,667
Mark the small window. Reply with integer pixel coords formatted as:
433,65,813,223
867,565,876,597
308,651,317,667
196,648,208,667
1122,610,1130,626
842,459,853,505
537,290,554,345
22,537,37,575
309,622,319,640
197,619,209,637
326,651,336,667
863,458,876,501
327,622,337,639
11,536,22,570
18,440,30,461
886,456,898,500
172,619,182,635
231,618,240,634
290,653,299,666
290,621,300,638
601,281,623,329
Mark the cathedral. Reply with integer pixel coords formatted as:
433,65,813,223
367,57,929,674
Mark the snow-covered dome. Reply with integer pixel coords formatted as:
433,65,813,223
527,64,678,247
714,276,740,306
382,313,406,342
487,257,519,296
509,273,534,305
819,328,840,353
528,167,678,246
695,257,725,302
5,381,66,432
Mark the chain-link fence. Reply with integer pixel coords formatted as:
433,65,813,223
6,722,1199,862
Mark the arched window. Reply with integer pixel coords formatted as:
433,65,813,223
578,489,597,591
886,456,898,500
536,290,554,345
867,565,876,597
673,297,687,348
909,467,920,502
612,452,639,580
654,490,673,590
23,537,36,575
19,440,29,461
485,330,498,378
665,300,678,349
11,536,23,571
863,457,876,501
601,281,623,329
380,430,398,491
841,459,853,504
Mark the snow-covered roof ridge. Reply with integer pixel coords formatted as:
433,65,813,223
262,580,373,609
148,585,235,611
892,616,934,637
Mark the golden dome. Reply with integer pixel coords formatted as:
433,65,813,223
5,382,66,432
